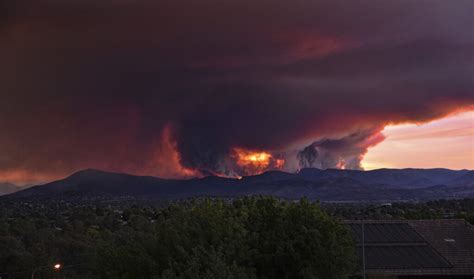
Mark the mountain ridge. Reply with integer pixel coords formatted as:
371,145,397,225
3,168,473,201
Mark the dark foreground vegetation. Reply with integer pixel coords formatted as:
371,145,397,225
0,197,357,279
324,198,474,224
1,197,472,278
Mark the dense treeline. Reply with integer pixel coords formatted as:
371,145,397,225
325,198,474,224
0,197,356,279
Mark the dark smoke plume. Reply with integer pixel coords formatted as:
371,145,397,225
0,0,472,183
297,145,319,169
298,128,385,170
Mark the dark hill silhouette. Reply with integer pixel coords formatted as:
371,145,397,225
447,170,474,187
5,168,474,201
298,168,469,188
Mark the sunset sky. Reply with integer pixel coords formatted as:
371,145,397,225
362,111,474,170
0,0,473,185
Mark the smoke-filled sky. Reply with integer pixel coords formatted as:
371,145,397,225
1,0,473,184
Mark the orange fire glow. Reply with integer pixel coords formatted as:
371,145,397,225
275,159,285,169
232,148,285,175
336,159,346,170
234,148,272,168
148,126,200,178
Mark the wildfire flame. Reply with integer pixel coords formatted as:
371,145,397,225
275,159,285,169
234,148,272,168
336,158,346,170
232,148,285,175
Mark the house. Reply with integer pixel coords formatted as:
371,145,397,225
346,219,474,278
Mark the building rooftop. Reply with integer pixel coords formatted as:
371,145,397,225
345,219,474,276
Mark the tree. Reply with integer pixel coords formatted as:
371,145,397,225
94,197,356,278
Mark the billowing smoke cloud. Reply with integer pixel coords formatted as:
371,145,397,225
298,128,385,170
0,0,473,183
298,145,319,169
